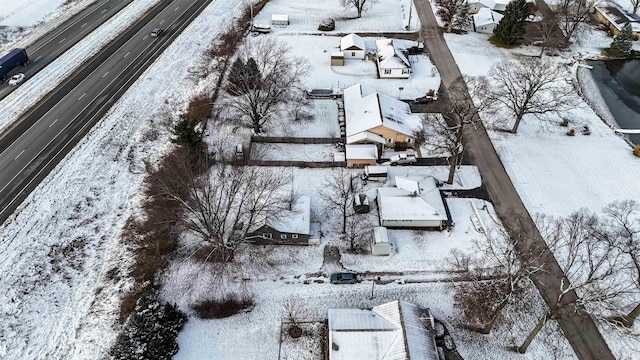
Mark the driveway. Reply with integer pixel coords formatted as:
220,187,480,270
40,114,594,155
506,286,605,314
413,1,615,359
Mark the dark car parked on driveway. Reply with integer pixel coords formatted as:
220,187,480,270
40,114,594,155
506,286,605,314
330,272,361,284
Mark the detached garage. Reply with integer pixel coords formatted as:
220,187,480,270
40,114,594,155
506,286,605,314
371,226,391,256
272,14,289,26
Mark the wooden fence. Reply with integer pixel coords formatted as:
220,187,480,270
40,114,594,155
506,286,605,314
247,160,346,168
251,136,343,144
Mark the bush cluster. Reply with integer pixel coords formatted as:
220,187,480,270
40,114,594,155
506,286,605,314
110,294,187,360
192,293,255,319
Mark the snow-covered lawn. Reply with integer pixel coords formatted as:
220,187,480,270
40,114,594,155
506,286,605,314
265,34,440,99
253,0,421,33
251,143,338,161
265,99,341,137
445,23,640,356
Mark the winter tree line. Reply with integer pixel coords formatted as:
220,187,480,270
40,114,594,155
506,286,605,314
450,201,640,353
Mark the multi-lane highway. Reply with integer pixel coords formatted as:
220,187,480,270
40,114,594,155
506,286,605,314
0,0,136,100
0,0,215,223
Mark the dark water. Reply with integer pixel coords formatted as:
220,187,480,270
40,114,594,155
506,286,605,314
588,60,640,145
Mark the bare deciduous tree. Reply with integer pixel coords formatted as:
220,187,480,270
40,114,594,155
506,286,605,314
598,200,640,327
450,215,543,334
556,0,596,44
157,150,291,263
481,58,578,133
631,0,640,13
535,10,561,57
419,113,463,185
224,37,310,133
282,295,309,324
344,204,377,253
320,168,357,235
341,0,379,18
436,0,469,33
518,210,629,353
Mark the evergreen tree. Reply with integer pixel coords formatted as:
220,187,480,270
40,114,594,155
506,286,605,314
610,23,634,57
493,0,528,45
227,57,246,95
172,114,203,155
245,57,261,89
109,294,187,360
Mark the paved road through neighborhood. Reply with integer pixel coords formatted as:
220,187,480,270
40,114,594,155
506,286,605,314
413,1,616,359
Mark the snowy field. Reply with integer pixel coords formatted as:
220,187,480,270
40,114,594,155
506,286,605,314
251,143,338,161
2,0,638,359
0,0,245,358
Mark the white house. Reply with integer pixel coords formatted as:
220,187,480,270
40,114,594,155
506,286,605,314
371,226,391,255
344,84,415,149
375,39,411,79
328,300,438,360
473,8,504,33
377,177,447,229
340,33,366,60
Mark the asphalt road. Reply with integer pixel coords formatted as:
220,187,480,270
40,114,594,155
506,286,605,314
413,1,616,359
0,0,214,224
0,0,135,100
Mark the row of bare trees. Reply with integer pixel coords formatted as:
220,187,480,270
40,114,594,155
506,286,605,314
451,201,640,352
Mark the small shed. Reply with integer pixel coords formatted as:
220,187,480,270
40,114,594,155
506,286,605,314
331,52,344,66
371,226,391,256
365,165,388,182
340,33,366,60
353,193,370,214
271,14,289,26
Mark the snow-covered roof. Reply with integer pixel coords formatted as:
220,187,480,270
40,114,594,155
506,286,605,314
473,8,504,27
377,176,447,222
346,131,386,145
341,33,366,51
266,195,311,234
345,144,378,160
375,39,410,69
344,84,413,139
271,14,289,22
596,1,640,32
373,226,390,243
328,301,438,360
470,0,511,11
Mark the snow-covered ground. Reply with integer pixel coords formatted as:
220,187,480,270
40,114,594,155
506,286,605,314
2,0,638,359
0,0,98,54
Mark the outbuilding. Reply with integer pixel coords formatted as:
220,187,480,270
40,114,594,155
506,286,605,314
271,14,289,27
340,33,366,60
365,165,388,182
353,193,371,214
371,226,391,256
331,52,344,66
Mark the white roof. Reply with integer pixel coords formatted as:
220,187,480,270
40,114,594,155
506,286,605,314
341,33,366,51
345,144,378,160
377,177,447,222
473,8,503,27
373,226,390,243
271,14,288,21
346,131,386,145
471,0,510,11
328,301,438,360
366,165,388,175
267,195,311,234
376,39,410,69
596,1,640,32
344,84,413,139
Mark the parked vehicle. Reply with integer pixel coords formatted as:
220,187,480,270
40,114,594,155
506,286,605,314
8,73,25,86
388,153,417,166
0,48,29,83
250,23,271,34
415,89,438,104
150,28,164,37
330,272,360,284
305,88,343,99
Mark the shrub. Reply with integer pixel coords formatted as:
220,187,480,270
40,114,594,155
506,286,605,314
192,293,255,319
110,294,187,360
566,129,575,136
634,145,640,157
